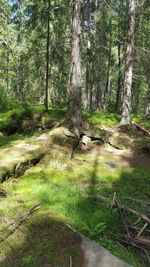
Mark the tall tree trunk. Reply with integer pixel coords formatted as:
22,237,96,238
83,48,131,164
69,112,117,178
146,78,150,116
45,0,51,112
85,63,90,111
84,7,92,112
67,0,83,133
96,7,106,111
104,19,112,108
120,0,136,125
116,41,121,112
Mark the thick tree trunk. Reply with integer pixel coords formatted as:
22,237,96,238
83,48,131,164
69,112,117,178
120,0,136,125
146,78,150,116
45,0,51,112
67,0,83,132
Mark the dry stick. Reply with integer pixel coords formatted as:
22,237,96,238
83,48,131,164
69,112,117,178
0,202,41,233
121,197,150,206
132,122,150,137
137,223,148,237
134,217,141,225
114,198,130,239
128,225,150,234
85,194,150,224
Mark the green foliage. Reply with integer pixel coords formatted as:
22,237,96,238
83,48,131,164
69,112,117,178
84,111,121,126
132,114,150,130
80,221,106,238
0,105,33,134
0,85,16,112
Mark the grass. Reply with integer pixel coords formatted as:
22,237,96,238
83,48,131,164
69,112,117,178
0,106,66,136
0,134,29,147
84,111,121,127
84,110,150,131
132,114,150,130
1,145,150,266
0,108,150,266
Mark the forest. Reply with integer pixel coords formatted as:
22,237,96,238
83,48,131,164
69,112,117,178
0,0,150,266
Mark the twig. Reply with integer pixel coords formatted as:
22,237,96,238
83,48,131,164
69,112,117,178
0,202,41,233
85,194,150,224
137,223,148,237
114,198,130,239
121,197,150,206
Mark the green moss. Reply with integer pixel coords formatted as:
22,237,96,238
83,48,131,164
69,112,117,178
0,110,150,266
84,111,120,127
132,113,150,130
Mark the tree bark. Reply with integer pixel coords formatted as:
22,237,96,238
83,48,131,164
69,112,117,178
116,41,121,112
67,0,83,133
120,0,136,125
104,19,112,108
45,0,51,112
146,78,150,116
96,7,106,111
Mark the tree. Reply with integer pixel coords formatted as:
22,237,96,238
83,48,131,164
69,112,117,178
67,0,83,133
146,79,150,116
120,0,136,125
45,0,51,112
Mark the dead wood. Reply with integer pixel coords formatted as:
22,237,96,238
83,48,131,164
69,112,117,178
85,194,150,224
132,122,150,137
0,201,41,238
127,235,150,250
121,197,150,206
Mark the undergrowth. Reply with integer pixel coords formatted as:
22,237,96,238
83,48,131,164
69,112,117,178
0,107,150,266
1,148,149,266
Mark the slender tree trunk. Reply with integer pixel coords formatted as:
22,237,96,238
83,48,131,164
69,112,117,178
97,75,103,110
6,49,9,94
116,41,121,112
45,0,51,112
146,78,150,116
120,0,136,125
84,8,92,112
67,0,83,132
85,63,90,111
104,19,112,107
96,8,106,111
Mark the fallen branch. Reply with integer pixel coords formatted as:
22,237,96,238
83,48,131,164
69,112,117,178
121,197,150,206
0,202,41,234
132,122,150,137
137,223,148,237
85,194,150,224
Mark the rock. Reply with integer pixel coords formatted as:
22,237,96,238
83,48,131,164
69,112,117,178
81,235,133,267
63,129,75,138
81,135,91,145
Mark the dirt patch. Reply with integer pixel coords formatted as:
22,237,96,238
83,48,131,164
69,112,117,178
121,151,150,168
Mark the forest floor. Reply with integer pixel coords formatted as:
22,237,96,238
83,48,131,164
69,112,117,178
0,108,150,267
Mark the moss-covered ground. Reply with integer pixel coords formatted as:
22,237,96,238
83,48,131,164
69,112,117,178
0,108,150,267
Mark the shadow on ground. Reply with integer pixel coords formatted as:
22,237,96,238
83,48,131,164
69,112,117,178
0,213,84,267
0,141,150,267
